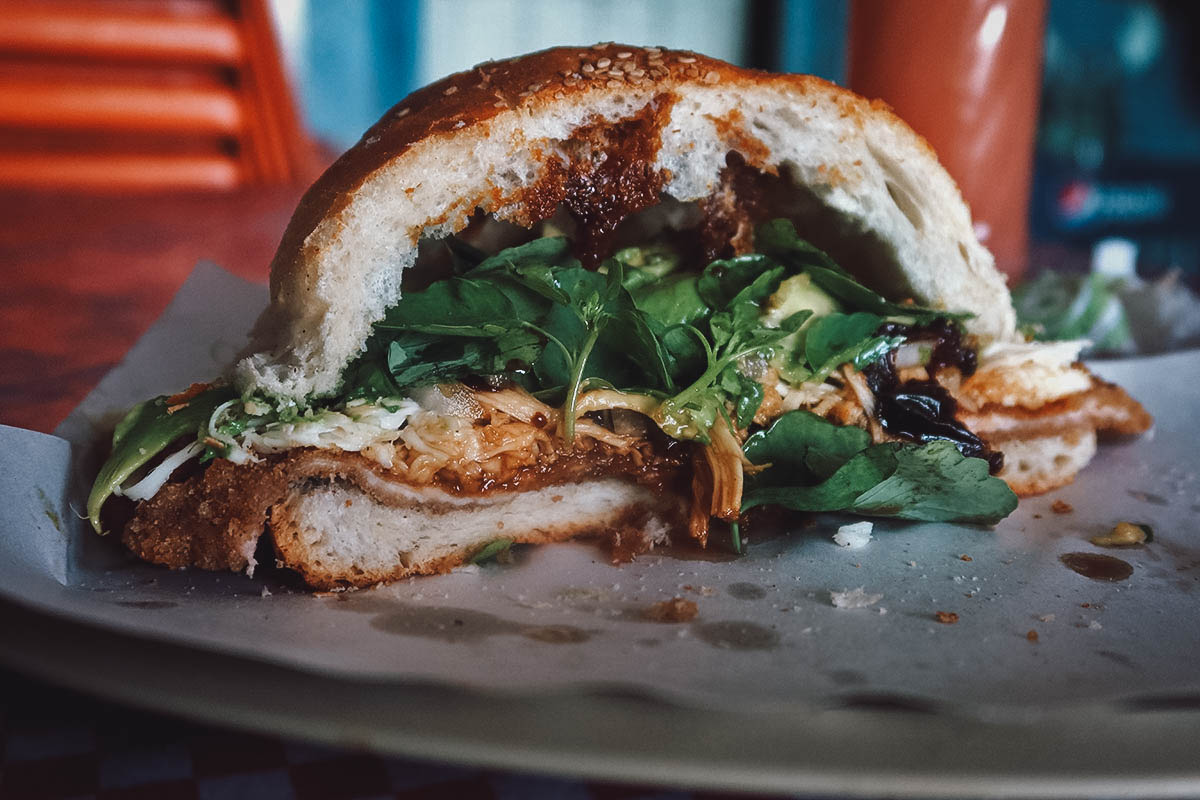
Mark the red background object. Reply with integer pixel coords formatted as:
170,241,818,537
849,0,1047,283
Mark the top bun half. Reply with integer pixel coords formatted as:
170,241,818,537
235,44,1017,401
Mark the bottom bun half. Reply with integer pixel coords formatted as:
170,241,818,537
270,478,683,589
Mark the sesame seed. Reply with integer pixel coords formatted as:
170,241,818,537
629,68,646,78
493,100,506,107
396,107,411,117
608,69,623,77
518,90,533,98
554,91,565,99
616,51,632,58
685,66,700,78
677,56,696,63
582,63,595,73
596,57,612,68
564,76,579,86
703,70,720,84
526,82,542,92
647,47,661,55
606,79,624,88
443,86,458,95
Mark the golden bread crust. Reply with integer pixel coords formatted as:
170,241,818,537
269,44,932,298
959,377,1152,443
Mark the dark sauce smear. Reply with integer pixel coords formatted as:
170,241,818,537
865,319,1002,474
875,318,977,377
1060,552,1134,581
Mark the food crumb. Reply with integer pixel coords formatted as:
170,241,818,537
830,587,883,609
934,611,959,624
642,597,699,623
1026,629,1039,642
260,586,272,598
833,521,873,549
1051,499,1074,514
1088,620,1103,631
1090,521,1147,547
1039,613,1056,622
959,554,973,562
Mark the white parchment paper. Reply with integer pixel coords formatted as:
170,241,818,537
3,263,1199,718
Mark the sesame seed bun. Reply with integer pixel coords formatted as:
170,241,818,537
235,43,1015,401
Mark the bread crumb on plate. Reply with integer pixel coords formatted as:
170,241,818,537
643,597,699,623
830,587,883,609
833,521,873,549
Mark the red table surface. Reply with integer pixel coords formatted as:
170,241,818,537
0,187,308,433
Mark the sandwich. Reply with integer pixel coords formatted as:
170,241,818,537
86,45,1151,590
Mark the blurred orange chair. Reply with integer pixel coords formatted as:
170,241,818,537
0,0,321,191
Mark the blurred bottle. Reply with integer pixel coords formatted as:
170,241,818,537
848,0,1047,283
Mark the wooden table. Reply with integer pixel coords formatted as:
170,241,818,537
0,186,308,432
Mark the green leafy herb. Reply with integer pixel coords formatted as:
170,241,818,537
744,409,871,482
742,411,1017,524
613,243,682,289
629,273,710,328
755,219,969,324
804,312,885,368
470,538,514,564
654,309,810,440
697,253,787,314
777,311,904,384
471,235,578,275
360,237,674,442
87,386,236,533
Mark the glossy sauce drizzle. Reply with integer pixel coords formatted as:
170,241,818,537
864,320,1002,473
1060,552,1134,581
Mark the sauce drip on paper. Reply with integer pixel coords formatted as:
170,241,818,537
1060,552,1134,582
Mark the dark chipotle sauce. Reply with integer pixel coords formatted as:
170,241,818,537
518,96,675,265
1060,552,1134,581
864,319,1003,473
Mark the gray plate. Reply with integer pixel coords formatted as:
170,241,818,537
1,265,1199,795
4,597,1200,799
